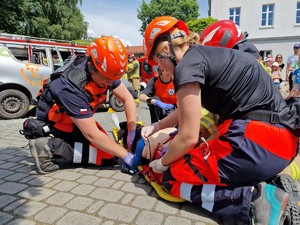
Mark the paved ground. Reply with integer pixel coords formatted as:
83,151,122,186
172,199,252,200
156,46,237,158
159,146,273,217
0,103,299,225
0,103,222,225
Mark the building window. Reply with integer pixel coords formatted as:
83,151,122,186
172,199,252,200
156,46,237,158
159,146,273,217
229,7,241,25
261,4,274,26
259,50,272,60
297,2,300,24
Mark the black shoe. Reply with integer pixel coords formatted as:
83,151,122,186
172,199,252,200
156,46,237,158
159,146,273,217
29,137,59,174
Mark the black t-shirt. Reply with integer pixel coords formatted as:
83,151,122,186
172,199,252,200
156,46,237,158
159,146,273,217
174,45,286,119
142,77,157,97
37,61,121,121
49,78,120,118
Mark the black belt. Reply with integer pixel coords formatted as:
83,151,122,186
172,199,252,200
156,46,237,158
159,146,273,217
233,110,280,124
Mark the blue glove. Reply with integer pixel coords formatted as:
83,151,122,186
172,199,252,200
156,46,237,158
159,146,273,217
121,138,146,174
153,100,175,111
127,130,136,149
122,152,134,167
169,129,178,137
161,146,169,155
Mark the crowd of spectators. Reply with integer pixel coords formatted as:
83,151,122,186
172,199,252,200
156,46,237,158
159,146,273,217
264,43,300,98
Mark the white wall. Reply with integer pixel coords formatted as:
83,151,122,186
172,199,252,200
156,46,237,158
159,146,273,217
210,0,300,64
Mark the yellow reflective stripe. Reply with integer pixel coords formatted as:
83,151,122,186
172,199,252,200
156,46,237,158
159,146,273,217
258,60,272,77
200,120,209,129
201,117,218,135
200,108,218,135
293,161,300,180
290,162,297,180
201,108,209,117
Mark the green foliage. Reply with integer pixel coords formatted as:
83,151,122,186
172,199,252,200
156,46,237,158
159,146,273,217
0,0,26,34
137,0,199,35
0,0,87,41
186,17,218,34
72,39,93,46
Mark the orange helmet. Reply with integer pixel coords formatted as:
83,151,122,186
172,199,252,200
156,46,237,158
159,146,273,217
199,20,244,48
87,36,127,80
143,16,188,61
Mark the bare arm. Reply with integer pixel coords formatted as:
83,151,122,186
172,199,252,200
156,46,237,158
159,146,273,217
72,117,128,158
112,83,137,132
160,83,201,166
139,93,151,103
156,108,179,128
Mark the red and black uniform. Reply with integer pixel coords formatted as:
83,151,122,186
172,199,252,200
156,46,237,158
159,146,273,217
142,76,176,123
163,45,299,222
36,56,121,166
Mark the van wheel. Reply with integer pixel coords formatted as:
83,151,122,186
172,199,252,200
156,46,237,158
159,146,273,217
109,94,124,112
0,89,30,119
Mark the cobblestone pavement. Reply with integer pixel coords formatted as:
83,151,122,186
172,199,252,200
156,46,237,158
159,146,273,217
0,103,299,225
0,103,222,225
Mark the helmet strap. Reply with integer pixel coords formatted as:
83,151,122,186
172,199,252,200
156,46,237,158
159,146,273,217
167,34,177,66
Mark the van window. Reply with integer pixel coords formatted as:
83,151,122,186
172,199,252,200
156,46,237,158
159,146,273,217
32,47,48,66
5,44,49,66
7,46,29,62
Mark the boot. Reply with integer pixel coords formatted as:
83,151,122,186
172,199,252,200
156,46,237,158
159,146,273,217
251,182,290,225
29,137,59,174
271,174,300,224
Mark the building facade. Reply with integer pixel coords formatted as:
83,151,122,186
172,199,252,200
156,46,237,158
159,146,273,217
209,0,300,65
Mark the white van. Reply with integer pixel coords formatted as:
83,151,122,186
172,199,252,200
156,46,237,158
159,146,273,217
0,34,135,119
0,34,87,119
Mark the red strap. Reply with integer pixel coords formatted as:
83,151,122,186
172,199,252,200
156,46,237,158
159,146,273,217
140,165,163,184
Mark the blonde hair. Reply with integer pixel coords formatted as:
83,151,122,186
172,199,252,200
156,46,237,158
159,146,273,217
155,28,199,53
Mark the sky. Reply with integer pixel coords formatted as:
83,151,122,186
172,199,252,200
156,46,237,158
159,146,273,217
79,0,208,46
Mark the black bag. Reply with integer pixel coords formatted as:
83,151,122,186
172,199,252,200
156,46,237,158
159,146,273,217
19,118,51,139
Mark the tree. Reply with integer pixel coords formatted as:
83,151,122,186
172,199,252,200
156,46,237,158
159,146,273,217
137,0,199,35
186,17,218,34
0,0,87,40
0,0,26,34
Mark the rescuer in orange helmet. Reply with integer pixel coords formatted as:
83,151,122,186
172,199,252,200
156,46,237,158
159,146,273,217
24,36,137,174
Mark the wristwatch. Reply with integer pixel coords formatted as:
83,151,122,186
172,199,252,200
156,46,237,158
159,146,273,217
146,98,153,107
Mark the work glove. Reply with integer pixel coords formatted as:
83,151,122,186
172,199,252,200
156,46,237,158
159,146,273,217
127,130,136,149
153,99,175,111
141,122,159,140
149,158,169,173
